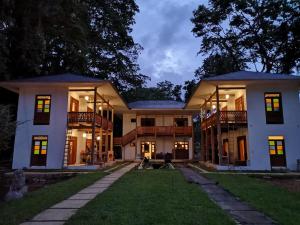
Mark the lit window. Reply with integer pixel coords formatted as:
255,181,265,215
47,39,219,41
31,136,48,166
34,95,51,125
174,141,189,150
264,93,283,124
268,136,285,156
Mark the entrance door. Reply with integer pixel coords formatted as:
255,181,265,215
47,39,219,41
268,136,286,167
237,136,247,164
141,142,156,159
68,137,77,165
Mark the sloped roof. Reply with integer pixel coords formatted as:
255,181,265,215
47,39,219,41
203,71,300,81
128,100,185,109
5,73,105,83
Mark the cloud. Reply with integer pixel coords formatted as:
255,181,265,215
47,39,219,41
132,0,207,86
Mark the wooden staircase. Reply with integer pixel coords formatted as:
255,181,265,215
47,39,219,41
114,129,136,146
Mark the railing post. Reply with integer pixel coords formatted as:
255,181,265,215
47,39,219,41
216,85,222,165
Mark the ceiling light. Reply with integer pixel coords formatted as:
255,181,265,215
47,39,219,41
82,132,87,138
225,94,230,99
84,96,89,101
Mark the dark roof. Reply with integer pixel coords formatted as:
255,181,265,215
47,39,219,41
128,100,185,109
203,71,300,81
5,73,105,83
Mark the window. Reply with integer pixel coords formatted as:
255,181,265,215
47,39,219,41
268,136,285,155
34,95,51,125
31,136,48,166
222,139,229,157
141,118,155,126
131,118,136,123
174,141,189,150
174,118,188,127
264,93,283,124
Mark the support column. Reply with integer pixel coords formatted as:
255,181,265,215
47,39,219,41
99,101,103,161
105,102,109,161
211,126,215,163
91,87,97,164
135,114,138,160
110,108,114,156
216,86,222,165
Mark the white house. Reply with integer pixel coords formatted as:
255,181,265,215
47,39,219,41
1,71,300,171
186,71,300,171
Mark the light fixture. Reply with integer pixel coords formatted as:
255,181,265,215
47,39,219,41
82,132,87,138
99,106,102,110
212,105,216,109
225,94,230,99
84,96,89,101
97,136,101,141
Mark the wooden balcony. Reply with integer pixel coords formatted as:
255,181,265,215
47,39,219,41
201,111,247,129
137,126,192,137
67,112,113,130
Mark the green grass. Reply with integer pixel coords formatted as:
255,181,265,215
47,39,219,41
66,170,235,225
0,172,105,225
205,174,300,225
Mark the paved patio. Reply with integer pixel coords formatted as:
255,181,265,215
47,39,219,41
20,163,137,225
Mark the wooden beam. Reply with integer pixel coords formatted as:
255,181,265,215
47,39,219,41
216,86,222,165
69,88,95,92
218,87,245,90
91,87,97,164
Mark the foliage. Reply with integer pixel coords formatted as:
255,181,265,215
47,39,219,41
66,170,235,225
0,172,105,225
0,0,149,92
123,80,183,102
191,0,300,74
206,174,300,225
0,105,15,153
195,53,247,79
182,79,198,102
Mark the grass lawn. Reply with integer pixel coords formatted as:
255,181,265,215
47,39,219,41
66,170,235,225
0,171,105,225
205,174,300,225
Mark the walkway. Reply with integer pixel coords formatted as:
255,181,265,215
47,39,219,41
21,163,137,225
179,167,276,225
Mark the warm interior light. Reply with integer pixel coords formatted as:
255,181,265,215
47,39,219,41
82,132,87,138
84,96,89,101
99,106,102,110
97,136,101,141
225,94,230,99
212,105,216,109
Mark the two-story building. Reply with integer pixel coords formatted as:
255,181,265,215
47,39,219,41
186,71,300,171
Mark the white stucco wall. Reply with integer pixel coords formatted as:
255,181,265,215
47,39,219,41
13,87,68,169
246,83,300,170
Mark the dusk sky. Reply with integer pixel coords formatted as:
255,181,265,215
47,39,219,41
132,0,208,86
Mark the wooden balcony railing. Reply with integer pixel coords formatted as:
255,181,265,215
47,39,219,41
137,126,192,137
68,112,113,130
201,111,247,129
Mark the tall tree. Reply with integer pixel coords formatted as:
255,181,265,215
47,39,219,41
183,79,197,103
191,0,300,74
0,0,149,92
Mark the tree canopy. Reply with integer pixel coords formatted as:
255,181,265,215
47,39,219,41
191,0,300,75
0,0,149,92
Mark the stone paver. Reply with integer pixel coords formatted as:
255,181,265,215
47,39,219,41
179,167,276,225
20,163,137,225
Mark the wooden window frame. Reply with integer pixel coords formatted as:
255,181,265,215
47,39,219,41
33,95,51,125
174,141,189,150
30,135,48,166
264,92,284,124
174,118,189,127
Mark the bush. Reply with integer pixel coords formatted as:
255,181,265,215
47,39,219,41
0,105,16,154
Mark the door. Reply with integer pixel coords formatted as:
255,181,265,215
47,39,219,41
268,137,286,167
70,97,79,112
237,136,247,163
141,142,156,159
68,137,77,165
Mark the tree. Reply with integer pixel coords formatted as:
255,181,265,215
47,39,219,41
0,0,149,92
123,80,183,102
195,53,247,79
183,79,197,103
191,0,300,74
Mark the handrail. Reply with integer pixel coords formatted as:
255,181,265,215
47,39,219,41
201,110,247,129
67,112,112,129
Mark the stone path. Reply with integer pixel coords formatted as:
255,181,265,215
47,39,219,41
20,163,137,225
179,167,277,225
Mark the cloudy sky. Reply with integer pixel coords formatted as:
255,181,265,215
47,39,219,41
132,0,208,86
